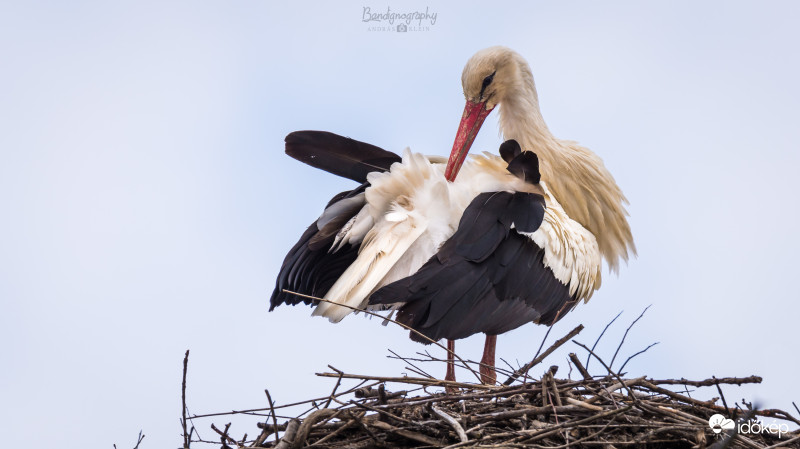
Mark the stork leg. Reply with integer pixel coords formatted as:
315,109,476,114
480,334,497,385
445,339,456,383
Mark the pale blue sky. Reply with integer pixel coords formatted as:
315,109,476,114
2,1,799,447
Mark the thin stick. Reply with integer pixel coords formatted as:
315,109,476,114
586,310,623,369
403,365,433,379
714,376,732,418
133,431,145,449
323,371,343,409
617,341,659,373
191,379,378,418
181,350,190,449
649,376,762,387
531,324,555,369
499,357,517,376
387,349,435,379
503,324,584,385
610,305,651,369
283,289,482,383
316,371,495,390
265,389,279,445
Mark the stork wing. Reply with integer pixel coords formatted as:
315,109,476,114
369,191,578,343
269,184,367,310
285,131,402,183
271,132,401,309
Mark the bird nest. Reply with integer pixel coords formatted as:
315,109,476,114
240,372,798,449
181,318,800,449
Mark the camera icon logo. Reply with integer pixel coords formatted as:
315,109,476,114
397,24,407,32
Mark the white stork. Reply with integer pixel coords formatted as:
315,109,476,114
270,46,635,384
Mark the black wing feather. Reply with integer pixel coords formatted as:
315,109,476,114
369,190,576,343
269,205,360,309
285,131,402,183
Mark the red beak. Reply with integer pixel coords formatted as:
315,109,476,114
444,100,494,182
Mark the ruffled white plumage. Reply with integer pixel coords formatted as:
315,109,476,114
313,149,602,322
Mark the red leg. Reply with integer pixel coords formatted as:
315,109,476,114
480,334,497,385
445,339,456,382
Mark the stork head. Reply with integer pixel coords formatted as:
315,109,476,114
445,46,533,181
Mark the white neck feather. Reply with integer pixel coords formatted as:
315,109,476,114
496,64,636,272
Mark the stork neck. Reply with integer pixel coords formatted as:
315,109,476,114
497,81,584,231
498,86,561,165
499,82,636,273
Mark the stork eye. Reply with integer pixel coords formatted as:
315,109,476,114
482,71,496,89
479,71,496,99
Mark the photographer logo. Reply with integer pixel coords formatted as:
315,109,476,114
362,6,438,32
